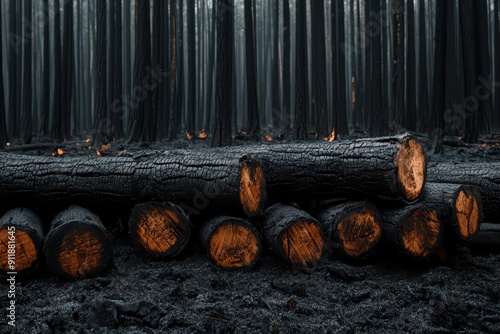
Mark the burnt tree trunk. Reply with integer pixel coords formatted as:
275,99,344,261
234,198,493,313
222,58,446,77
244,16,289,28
294,0,308,140
427,162,500,221
244,0,260,135
315,201,382,260
424,183,482,240
94,0,108,143
44,206,113,279
0,150,267,217
128,202,190,258
0,208,44,274
262,204,324,268
0,0,8,147
200,215,261,270
466,223,500,253
381,204,443,260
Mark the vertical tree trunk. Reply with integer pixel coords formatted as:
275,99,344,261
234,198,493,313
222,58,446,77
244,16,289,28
212,0,234,147
431,0,448,153
282,0,290,136
61,0,73,141
406,0,416,131
244,0,260,135
494,1,500,132
311,0,328,138
112,0,124,139
123,0,132,133
40,0,50,138
8,0,18,140
158,0,170,139
51,1,63,142
0,0,8,146
271,0,280,132
392,0,405,132
417,0,430,133
294,0,308,140
21,0,32,144
186,0,196,136
93,0,107,143
332,0,348,137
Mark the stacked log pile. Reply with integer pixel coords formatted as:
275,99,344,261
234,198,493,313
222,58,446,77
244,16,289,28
0,133,496,279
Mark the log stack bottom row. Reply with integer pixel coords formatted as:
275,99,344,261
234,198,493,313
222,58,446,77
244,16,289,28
0,133,497,279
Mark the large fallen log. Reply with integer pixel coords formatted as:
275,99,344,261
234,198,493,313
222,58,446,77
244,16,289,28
315,201,383,259
147,133,427,204
262,204,324,267
427,162,500,221
128,202,191,258
466,223,500,253
0,208,44,274
381,204,443,260
200,216,262,270
0,150,266,217
424,183,482,240
44,206,113,279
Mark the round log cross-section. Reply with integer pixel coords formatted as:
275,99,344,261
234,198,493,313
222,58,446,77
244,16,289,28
262,204,324,267
316,201,382,259
424,183,482,240
44,206,113,279
0,208,44,274
129,202,191,258
200,216,262,270
381,204,443,260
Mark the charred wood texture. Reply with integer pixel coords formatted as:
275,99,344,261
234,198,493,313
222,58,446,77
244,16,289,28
0,208,44,274
315,201,382,260
0,151,266,217
427,162,500,221
262,204,324,268
44,206,112,279
200,216,261,270
466,223,500,254
424,183,482,240
129,202,190,258
381,204,443,260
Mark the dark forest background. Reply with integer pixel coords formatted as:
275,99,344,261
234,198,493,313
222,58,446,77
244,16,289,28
0,0,499,151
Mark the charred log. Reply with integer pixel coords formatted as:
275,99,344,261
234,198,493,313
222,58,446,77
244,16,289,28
262,204,324,268
129,202,190,258
0,150,267,217
424,183,482,240
381,204,443,260
427,162,500,221
466,223,500,253
200,216,261,270
44,206,113,279
315,201,382,259
0,208,44,274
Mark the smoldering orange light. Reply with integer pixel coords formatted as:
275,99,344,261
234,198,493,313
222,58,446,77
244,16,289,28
198,131,207,139
101,143,111,151
264,134,273,142
5,142,11,147
324,128,336,142
186,132,194,140
85,138,91,143
96,150,102,157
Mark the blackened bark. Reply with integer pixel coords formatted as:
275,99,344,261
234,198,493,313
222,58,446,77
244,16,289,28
51,1,63,142
417,0,430,133
332,0,348,137
8,0,18,139
282,0,290,136
392,0,406,131
311,0,328,138
0,0,8,147
40,0,50,138
244,0,260,134
186,0,196,135
271,0,280,131
112,0,124,139
294,0,308,140
212,0,234,147
467,224,500,253
61,0,73,141
406,0,416,132
93,0,107,143
370,0,386,136
157,0,170,139
20,0,32,144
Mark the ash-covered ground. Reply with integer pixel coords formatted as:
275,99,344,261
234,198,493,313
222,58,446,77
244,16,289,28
1,134,500,334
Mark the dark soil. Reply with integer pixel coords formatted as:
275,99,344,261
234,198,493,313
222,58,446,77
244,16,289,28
1,134,500,334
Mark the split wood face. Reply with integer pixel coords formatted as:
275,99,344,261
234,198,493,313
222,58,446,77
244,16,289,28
208,222,260,269
337,209,382,258
280,220,324,267
401,209,441,259
239,159,266,216
396,138,426,202
129,203,190,258
454,188,480,240
0,229,38,272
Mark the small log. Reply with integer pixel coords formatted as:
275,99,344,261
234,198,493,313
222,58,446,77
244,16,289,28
44,206,113,279
466,223,500,253
315,201,382,259
262,204,324,267
200,216,262,270
0,208,44,274
0,151,267,217
129,202,191,258
381,204,443,260
427,162,500,220
424,183,482,240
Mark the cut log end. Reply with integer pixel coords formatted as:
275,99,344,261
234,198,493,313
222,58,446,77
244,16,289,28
129,203,191,258
337,207,382,258
402,208,441,259
203,217,261,269
281,220,324,268
454,187,481,240
239,158,267,216
396,137,426,202
0,229,38,273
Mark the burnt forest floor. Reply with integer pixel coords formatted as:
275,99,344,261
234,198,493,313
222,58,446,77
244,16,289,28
1,132,500,334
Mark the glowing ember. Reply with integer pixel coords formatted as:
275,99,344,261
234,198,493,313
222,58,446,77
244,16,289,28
186,132,194,140
198,131,207,139
85,138,91,143
264,134,273,142
101,143,111,151
324,128,336,142
96,150,102,157
481,143,487,148
5,142,11,147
